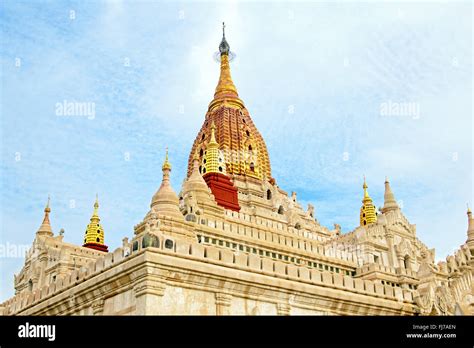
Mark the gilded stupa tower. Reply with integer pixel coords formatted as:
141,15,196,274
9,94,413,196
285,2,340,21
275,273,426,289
187,23,272,182
83,195,108,252
360,177,377,226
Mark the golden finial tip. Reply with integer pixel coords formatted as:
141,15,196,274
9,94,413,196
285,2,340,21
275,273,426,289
162,147,172,171
45,195,51,213
467,203,471,214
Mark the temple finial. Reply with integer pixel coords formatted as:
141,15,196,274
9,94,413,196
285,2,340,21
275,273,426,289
83,196,108,252
201,121,222,175
381,177,400,214
37,196,53,236
467,203,474,246
360,176,377,226
45,195,51,213
219,22,230,55
162,147,172,171
210,22,243,111
362,175,368,197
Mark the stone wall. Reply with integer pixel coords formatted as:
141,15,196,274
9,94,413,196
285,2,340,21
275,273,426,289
1,233,417,316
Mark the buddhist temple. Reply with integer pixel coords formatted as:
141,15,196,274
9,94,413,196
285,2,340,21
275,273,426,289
1,24,472,317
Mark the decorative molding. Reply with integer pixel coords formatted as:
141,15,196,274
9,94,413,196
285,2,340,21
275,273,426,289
91,298,105,315
276,303,291,316
215,293,232,315
133,279,166,298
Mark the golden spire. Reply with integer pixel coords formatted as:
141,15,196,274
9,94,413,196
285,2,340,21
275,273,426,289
201,121,224,175
83,195,108,252
36,195,53,236
45,195,51,212
360,176,377,226
162,147,172,171
363,176,369,198
209,23,244,111
93,193,99,214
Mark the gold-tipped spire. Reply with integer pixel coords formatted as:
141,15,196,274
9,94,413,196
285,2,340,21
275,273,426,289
94,193,99,210
209,23,244,111
468,203,472,215
45,195,51,213
360,177,377,226
162,147,172,171
36,196,53,236
201,121,224,175
83,195,108,252
363,176,369,198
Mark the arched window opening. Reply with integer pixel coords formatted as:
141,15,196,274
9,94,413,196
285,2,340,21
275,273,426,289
142,234,152,248
278,206,284,214
248,145,252,151
250,163,255,172
151,235,160,248
28,279,33,292
404,255,411,270
266,189,272,200
246,130,250,137
186,214,197,222
199,148,203,157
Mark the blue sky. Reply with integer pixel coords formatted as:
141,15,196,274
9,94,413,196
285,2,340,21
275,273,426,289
0,0,472,300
